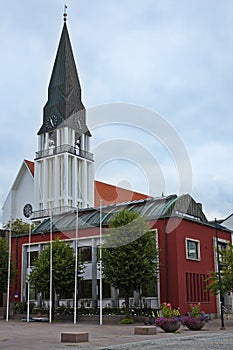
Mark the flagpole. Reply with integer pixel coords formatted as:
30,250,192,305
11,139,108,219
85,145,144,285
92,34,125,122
74,207,78,324
6,219,12,322
99,200,103,325
49,210,53,324
27,224,32,322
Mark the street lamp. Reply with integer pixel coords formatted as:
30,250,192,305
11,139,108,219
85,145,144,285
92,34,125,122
99,200,103,326
215,218,225,330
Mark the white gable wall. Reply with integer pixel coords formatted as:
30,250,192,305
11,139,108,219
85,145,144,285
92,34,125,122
2,191,13,226
2,162,34,226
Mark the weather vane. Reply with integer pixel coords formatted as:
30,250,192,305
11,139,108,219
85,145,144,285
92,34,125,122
64,4,68,22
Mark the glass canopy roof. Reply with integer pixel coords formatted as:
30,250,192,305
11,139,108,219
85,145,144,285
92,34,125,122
33,194,208,234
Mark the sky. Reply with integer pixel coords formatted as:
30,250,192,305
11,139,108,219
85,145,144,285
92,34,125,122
0,0,232,223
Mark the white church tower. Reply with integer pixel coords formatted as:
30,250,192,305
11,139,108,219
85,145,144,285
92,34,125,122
33,13,94,219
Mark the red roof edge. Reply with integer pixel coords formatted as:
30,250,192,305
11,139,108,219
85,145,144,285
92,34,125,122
24,160,34,177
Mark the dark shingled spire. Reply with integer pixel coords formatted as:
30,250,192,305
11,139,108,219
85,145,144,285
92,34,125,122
38,16,88,135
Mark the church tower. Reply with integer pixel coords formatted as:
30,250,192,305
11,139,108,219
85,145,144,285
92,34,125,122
33,13,94,219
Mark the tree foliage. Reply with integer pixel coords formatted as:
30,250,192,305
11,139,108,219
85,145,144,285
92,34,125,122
4,218,35,233
0,237,10,292
29,237,84,320
206,243,233,295
102,210,159,316
29,237,84,297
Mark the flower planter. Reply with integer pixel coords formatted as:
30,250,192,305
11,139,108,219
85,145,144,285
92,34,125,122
155,318,182,332
160,321,182,332
184,318,206,330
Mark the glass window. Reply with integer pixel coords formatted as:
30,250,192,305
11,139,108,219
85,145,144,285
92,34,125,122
142,276,158,297
97,279,111,299
79,280,92,299
217,242,227,264
186,239,200,260
79,246,92,262
27,251,38,267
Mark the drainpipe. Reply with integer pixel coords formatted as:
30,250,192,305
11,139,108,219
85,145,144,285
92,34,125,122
15,236,18,294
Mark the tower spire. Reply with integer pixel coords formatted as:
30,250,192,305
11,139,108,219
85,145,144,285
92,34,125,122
38,10,89,135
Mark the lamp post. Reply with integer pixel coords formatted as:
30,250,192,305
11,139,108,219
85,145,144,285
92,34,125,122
99,200,103,325
49,210,53,324
215,218,225,330
27,224,32,323
74,207,78,325
6,219,12,322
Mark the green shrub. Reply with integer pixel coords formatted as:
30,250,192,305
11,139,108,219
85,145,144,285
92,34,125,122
55,305,74,315
15,301,35,314
120,317,134,324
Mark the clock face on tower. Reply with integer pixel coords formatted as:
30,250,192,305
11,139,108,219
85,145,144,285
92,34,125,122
45,115,58,130
23,203,33,218
74,115,85,130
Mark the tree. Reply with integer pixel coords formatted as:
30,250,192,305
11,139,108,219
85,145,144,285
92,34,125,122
4,218,35,233
206,243,233,295
102,210,159,317
0,237,11,293
28,237,84,320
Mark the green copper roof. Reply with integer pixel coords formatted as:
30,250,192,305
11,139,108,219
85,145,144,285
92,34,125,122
32,194,208,234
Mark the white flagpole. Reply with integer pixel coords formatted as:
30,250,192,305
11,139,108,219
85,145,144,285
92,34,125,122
6,219,12,322
99,200,103,325
74,207,78,324
49,210,53,324
27,224,32,322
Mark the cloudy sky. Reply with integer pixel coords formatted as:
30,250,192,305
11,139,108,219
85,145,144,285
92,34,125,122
0,0,232,223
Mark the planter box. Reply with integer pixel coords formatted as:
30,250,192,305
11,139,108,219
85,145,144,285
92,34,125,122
61,332,88,343
134,326,157,335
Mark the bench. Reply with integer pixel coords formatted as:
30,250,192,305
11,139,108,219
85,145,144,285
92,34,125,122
61,332,89,343
134,326,157,335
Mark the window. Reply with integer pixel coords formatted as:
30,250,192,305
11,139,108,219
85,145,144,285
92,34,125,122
217,241,227,264
79,246,92,262
79,280,92,299
97,279,111,299
27,251,38,268
186,238,200,260
142,276,158,297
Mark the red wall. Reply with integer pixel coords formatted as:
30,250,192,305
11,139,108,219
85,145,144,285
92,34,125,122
151,217,232,314
10,216,231,315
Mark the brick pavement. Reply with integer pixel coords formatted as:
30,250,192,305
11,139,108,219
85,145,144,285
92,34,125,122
0,317,232,349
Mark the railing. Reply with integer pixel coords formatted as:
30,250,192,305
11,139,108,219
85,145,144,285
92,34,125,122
35,144,94,161
31,205,76,220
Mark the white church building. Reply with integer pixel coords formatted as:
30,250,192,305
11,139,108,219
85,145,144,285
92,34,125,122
2,12,150,226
